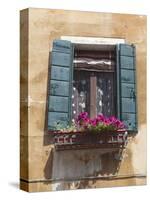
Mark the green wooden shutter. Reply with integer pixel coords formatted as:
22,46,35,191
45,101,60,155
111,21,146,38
48,40,74,130
117,44,137,132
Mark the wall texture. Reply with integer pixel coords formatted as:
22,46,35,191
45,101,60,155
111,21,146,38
20,8,147,192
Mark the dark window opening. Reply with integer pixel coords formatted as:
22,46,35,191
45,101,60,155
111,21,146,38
72,45,116,120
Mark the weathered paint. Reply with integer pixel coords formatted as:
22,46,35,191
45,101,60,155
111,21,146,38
48,40,74,130
20,8,147,192
118,44,137,131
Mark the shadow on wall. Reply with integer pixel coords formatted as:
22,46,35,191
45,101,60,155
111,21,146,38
43,52,54,146
44,148,124,180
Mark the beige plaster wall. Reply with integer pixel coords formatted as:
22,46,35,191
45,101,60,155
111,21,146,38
20,8,147,192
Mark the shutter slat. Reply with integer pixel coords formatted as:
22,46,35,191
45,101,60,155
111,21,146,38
120,56,134,69
48,40,73,130
48,112,68,129
51,52,71,66
121,69,135,84
49,96,69,112
117,44,137,132
50,80,69,96
121,83,135,98
120,44,134,56
51,66,70,81
122,98,136,113
122,113,136,131
53,40,72,53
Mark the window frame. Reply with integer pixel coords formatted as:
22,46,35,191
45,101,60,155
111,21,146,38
72,46,117,119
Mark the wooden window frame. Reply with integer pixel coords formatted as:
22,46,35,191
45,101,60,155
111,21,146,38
73,47,116,119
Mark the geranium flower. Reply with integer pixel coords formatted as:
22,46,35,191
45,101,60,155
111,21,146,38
75,112,126,132
97,114,105,122
89,119,98,126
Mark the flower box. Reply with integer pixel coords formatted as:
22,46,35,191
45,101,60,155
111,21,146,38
48,112,128,151
49,129,128,151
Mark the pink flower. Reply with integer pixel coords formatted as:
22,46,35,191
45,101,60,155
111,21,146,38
76,112,89,122
97,114,105,122
89,119,98,126
75,112,126,131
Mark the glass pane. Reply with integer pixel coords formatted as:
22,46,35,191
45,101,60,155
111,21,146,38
72,71,90,121
96,72,115,117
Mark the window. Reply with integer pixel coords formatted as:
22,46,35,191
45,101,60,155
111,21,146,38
48,39,137,132
72,45,116,121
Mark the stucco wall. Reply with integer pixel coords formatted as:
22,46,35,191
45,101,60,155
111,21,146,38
20,8,147,192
